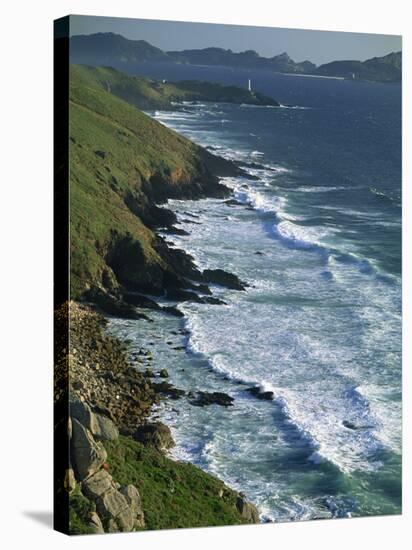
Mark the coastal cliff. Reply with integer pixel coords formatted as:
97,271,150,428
69,64,249,309
56,303,258,534
58,64,259,534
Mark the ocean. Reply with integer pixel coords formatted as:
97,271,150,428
109,65,401,521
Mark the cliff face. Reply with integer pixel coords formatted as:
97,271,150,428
69,65,242,302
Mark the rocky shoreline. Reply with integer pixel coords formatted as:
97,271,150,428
56,301,259,534
58,65,264,534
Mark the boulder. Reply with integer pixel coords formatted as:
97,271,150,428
247,386,274,400
83,470,145,532
192,391,234,407
133,422,175,450
120,485,145,528
159,369,169,378
95,487,130,526
236,496,260,523
88,512,104,534
202,269,248,290
70,418,107,481
82,469,113,500
152,381,185,400
70,400,119,441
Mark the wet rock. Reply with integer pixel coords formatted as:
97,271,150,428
192,391,234,407
159,369,169,378
162,306,184,317
162,226,190,236
152,381,185,399
144,368,154,377
202,269,248,290
203,296,227,305
247,387,274,400
224,199,244,207
86,289,150,320
166,288,205,303
133,422,175,450
122,293,161,310
342,420,357,430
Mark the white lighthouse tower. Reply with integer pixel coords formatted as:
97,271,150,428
248,78,252,92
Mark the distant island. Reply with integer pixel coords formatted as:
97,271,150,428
70,32,402,83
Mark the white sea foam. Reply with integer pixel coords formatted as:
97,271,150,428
276,220,335,249
142,102,401,517
293,185,356,193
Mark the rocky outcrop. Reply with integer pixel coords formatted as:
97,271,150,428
70,400,119,442
83,470,144,532
236,496,260,523
71,418,108,480
57,303,261,533
202,269,248,291
66,303,159,435
191,391,234,407
69,407,145,534
133,422,175,451
247,386,274,400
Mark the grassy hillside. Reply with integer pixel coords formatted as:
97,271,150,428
105,436,253,530
69,64,236,299
71,64,279,110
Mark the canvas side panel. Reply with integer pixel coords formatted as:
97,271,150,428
53,15,70,536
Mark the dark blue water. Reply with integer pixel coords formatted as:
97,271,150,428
112,63,401,521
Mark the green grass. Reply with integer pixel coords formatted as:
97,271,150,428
69,65,212,298
71,64,279,110
69,486,95,535
105,436,249,530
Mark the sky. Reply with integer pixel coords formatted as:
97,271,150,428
69,15,401,65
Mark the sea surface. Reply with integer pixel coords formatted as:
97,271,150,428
110,65,401,521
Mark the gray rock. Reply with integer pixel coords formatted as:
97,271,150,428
133,422,175,451
95,415,119,441
70,400,119,441
115,507,135,532
95,487,129,523
236,496,260,523
71,418,107,480
120,485,145,528
88,512,104,534
83,469,113,499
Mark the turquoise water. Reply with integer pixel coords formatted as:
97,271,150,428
110,72,401,521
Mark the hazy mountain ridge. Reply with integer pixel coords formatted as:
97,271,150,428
70,32,401,84
167,46,316,73
314,51,401,81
